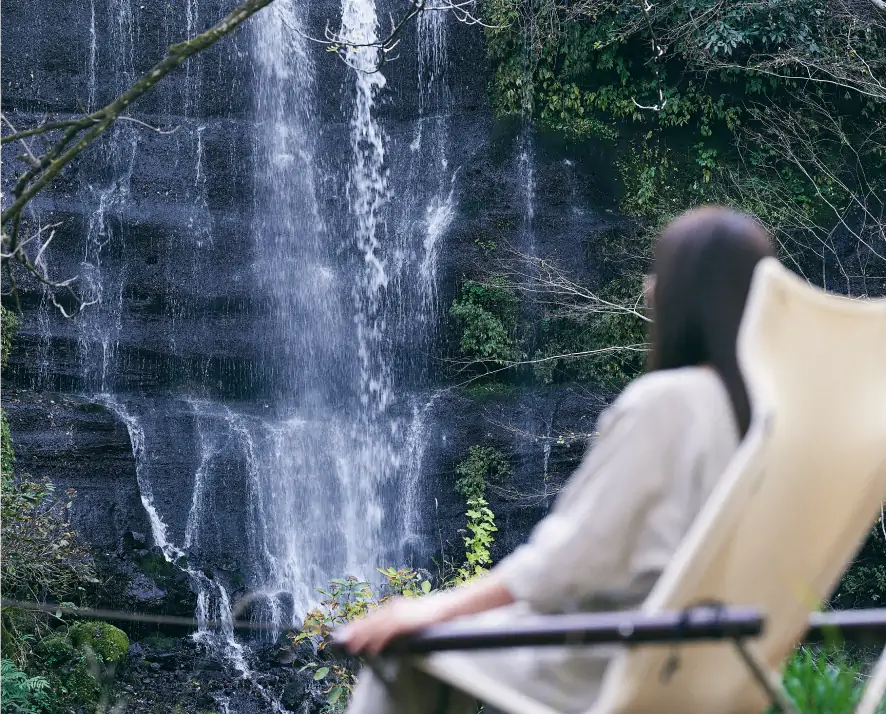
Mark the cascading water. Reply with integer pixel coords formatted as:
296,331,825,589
12,0,458,708
244,0,458,631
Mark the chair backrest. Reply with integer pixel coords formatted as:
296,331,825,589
592,258,886,714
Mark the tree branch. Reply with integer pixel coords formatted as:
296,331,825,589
1,0,279,314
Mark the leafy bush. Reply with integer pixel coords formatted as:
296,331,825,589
833,520,886,608
456,497,499,583
290,497,502,711
778,647,886,714
0,659,49,714
64,654,102,706
34,632,75,665
293,569,433,711
1,410,14,478
1,304,20,369
1,471,95,601
455,445,511,501
449,277,520,367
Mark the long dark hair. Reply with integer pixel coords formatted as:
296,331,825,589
647,206,775,436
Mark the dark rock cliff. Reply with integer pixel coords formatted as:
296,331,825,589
2,0,626,709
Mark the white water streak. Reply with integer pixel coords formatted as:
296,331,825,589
342,0,391,415
100,396,184,561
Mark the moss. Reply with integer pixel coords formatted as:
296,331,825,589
36,632,75,665
1,409,14,476
0,619,24,663
460,381,516,401
1,304,20,368
65,655,102,704
69,620,129,665
137,551,179,579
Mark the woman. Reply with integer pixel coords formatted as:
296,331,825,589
340,206,775,714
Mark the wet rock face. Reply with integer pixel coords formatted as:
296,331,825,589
116,633,329,714
0,389,146,555
2,0,623,570
3,0,628,710
1,389,198,624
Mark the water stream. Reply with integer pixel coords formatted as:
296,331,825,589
21,0,458,708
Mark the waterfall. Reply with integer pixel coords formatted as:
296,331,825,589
245,0,457,623
15,0,458,706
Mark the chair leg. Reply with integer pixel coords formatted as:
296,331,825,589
732,640,800,714
856,643,886,714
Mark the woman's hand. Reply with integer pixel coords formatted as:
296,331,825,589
336,595,444,656
334,573,515,658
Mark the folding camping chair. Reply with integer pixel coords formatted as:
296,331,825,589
362,258,886,714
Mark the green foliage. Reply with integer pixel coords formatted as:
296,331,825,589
534,276,648,388
474,237,498,254
1,304,21,369
293,569,434,712
483,0,886,296
34,632,75,666
455,445,510,501
1,470,96,600
68,621,129,666
64,654,102,705
0,659,49,714
833,521,886,608
292,496,502,710
457,498,499,583
777,647,886,714
450,277,520,367
2,410,14,477
460,381,516,401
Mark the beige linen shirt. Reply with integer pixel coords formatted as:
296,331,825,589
496,365,740,615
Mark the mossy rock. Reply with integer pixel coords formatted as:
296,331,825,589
36,632,76,664
137,551,179,579
69,620,129,665
65,655,102,704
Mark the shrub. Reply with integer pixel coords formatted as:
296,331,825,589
449,278,520,367
35,632,75,666
778,646,886,714
1,410,14,477
65,654,102,705
455,445,510,502
456,497,498,583
293,569,432,711
1,471,96,600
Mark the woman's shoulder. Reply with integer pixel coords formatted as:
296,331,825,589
613,366,728,416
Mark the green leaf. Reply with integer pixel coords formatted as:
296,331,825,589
314,666,330,681
421,580,432,594
327,685,345,705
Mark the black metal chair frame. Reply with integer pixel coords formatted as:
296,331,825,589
337,606,886,713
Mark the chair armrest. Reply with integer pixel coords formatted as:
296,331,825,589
331,606,764,656
329,607,886,656
806,608,886,644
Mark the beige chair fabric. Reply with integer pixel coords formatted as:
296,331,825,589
419,258,886,714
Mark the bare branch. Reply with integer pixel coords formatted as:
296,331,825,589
1,0,279,311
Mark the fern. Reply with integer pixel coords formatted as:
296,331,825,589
1,658,50,714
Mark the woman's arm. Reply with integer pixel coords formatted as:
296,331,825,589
336,571,514,656
339,376,688,654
